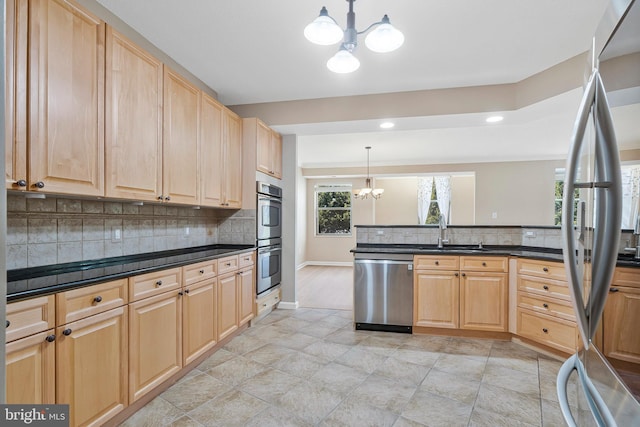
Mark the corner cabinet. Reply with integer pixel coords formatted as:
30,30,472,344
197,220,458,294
105,26,163,201
243,117,282,181
6,0,105,195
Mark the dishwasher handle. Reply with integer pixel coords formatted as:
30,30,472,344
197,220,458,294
354,259,413,270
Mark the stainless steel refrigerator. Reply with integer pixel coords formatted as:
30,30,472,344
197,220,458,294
558,0,640,425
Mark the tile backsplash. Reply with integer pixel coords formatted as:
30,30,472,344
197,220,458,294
6,195,256,270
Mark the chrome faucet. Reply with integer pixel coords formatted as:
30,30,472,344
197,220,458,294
437,214,449,248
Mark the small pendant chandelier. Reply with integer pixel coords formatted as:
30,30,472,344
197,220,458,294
304,0,404,74
354,146,384,199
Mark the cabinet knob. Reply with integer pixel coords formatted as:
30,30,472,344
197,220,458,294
482,262,487,267
6,320,10,328
226,262,231,266
435,261,439,265
178,291,184,296
543,285,549,290
543,267,549,272
454,272,459,277
156,280,163,287
542,328,549,333
16,179,27,187
184,289,190,294
158,195,164,200
609,288,619,293
62,328,72,336
461,273,466,277
165,196,171,201
199,269,205,274
93,296,103,303
543,303,549,308
45,334,56,343
34,181,45,189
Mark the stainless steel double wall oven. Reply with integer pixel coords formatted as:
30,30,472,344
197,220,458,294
256,181,282,296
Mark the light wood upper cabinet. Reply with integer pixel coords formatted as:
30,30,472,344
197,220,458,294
460,271,508,332
56,307,128,427
163,67,200,205
105,26,163,201
5,329,56,404
27,0,105,196
5,0,28,190
255,119,282,179
223,109,243,208
200,93,224,207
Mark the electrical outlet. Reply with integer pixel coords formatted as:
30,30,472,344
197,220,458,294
491,212,498,219
525,231,536,238
184,226,190,238
377,230,384,235
111,227,121,242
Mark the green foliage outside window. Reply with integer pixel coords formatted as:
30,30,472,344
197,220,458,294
317,189,352,235
425,184,441,224
554,180,579,226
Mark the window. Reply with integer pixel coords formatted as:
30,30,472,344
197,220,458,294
425,184,441,224
315,184,352,235
554,169,579,226
418,176,451,225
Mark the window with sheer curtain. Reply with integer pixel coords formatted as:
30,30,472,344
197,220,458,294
418,176,451,224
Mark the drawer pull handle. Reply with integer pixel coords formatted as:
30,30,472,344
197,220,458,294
435,261,439,265
543,285,549,290
609,288,619,293
263,303,267,307
543,303,549,308
45,334,56,343
6,320,10,328
199,269,205,274
93,296,103,303
543,267,549,272
62,328,72,336
226,262,232,266
542,328,548,333
156,280,163,287
482,262,487,267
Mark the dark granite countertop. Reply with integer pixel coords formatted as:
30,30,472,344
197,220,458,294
7,244,255,302
351,244,640,267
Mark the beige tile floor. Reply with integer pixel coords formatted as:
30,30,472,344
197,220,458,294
120,307,587,427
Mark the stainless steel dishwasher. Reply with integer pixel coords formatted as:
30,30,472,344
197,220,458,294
353,253,413,333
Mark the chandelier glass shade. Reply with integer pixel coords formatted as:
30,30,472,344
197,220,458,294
304,1,404,73
354,146,384,199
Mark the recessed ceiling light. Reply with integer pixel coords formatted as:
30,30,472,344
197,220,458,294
380,122,395,129
486,116,504,123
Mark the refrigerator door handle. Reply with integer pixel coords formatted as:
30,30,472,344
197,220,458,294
557,355,579,427
562,69,598,348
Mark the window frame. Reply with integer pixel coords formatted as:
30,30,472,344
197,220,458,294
315,184,353,237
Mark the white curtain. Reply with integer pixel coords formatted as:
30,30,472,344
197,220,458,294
435,176,451,223
621,166,640,229
417,177,433,224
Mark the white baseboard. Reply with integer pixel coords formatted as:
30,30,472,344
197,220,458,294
277,301,299,310
299,261,353,268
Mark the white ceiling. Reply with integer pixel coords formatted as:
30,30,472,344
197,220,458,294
95,0,620,169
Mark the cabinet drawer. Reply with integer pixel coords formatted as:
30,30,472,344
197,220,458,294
238,251,255,268
129,268,182,301
218,255,239,275
517,292,575,322
256,287,280,317
414,255,459,271
517,259,566,281
517,275,571,301
57,279,128,325
183,260,217,287
460,256,508,272
613,267,640,288
6,295,56,342
517,308,577,354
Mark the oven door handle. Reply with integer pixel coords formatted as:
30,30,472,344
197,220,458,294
258,196,282,203
258,246,282,254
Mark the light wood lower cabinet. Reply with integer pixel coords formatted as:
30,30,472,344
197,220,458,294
460,271,508,332
182,277,217,365
414,270,460,329
217,272,239,341
604,285,640,364
128,290,182,403
56,307,128,427
238,267,256,326
5,329,56,404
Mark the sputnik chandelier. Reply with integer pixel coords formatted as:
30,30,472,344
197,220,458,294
304,0,404,73
354,146,384,199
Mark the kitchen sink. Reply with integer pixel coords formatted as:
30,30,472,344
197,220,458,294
417,245,489,253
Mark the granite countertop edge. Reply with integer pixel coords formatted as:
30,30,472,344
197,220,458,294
7,244,256,302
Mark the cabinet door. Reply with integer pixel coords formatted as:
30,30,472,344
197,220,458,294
5,0,28,190
604,286,640,364
56,307,127,427
200,93,224,207
460,272,508,332
256,120,272,176
414,271,459,328
238,267,255,326
270,130,283,179
183,278,217,365
218,273,238,340
163,67,200,205
28,0,105,196
223,109,243,208
6,329,56,404
129,291,182,403
105,26,163,201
